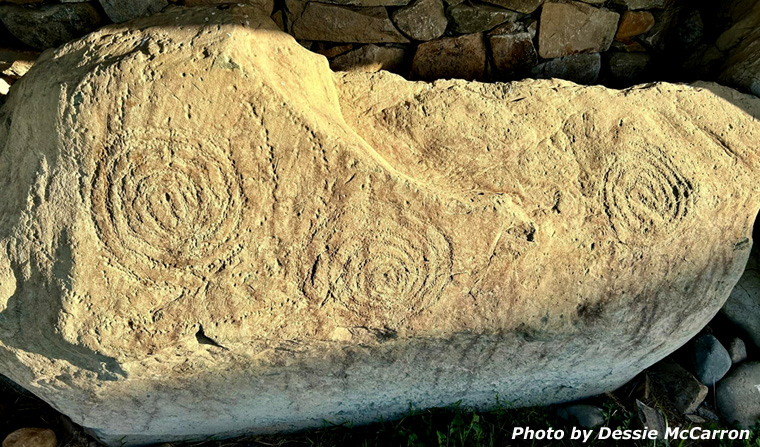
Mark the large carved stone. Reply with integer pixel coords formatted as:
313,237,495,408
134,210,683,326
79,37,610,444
0,4,759,446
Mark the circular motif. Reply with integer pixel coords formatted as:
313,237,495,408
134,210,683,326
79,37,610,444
91,129,250,282
306,211,452,324
603,147,696,244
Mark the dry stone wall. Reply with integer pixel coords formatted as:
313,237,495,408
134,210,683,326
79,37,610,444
0,0,758,95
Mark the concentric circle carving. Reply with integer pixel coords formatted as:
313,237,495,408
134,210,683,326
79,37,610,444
90,129,250,282
306,211,452,322
603,148,695,244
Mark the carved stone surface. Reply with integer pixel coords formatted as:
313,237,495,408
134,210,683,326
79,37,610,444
1,4,760,446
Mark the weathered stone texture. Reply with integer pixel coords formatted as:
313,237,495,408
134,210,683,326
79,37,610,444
446,3,520,34
98,0,167,22
1,5,760,446
0,2,103,50
612,0,666,9
330,44,406,72
607,52,649,82
2,428,56,447
717,0,760,97
290,2,410,43
648,359,707,414
721,246,760,346
392,0,447,41
716,362,760,427
539,2,620,59
489,30,537,77
481,0,542,13
0,48,37,79
531,53,602,84
411,33,486,80
615,11,655,41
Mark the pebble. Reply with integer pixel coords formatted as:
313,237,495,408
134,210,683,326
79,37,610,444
716,361,760,428
692,334,732,386
648,358,707,414
556,404,605,428
729,337,748,364
2,428,57,447
635,400,666,440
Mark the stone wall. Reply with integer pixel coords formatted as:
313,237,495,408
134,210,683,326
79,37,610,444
0,0,758,96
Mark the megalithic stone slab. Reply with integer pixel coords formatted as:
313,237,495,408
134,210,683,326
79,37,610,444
1,4,760,446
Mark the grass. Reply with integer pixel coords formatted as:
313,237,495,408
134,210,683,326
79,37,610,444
189,403,759,447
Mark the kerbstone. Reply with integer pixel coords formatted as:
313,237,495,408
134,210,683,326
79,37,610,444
1,5,760,446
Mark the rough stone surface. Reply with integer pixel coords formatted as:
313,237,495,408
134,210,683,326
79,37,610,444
313,42,354,58
446,3,520,34
612,0,666,10
697,405,721,421
271,9,285,30
330,44,406,73
0,48,36,79
1,5,760,446
2,428,56,447
489,30,537,77
411,33,485,80
292,0,409,6
392,0,447,41
538,2,620,59
98,0,168,22
481,0,542,13
729,338,748,364
290,3,410,43
721,246,760,347
556,405,604,428
607,52,650,82
531,53,602,84
648,358,708,414
716,362,760,427
692,334,732,386
673,10,704,53
636,400,666,439
718,0,760,97
0,2,103,50
615,11,655,41
184,0,272,6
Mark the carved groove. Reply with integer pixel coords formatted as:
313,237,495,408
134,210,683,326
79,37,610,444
90,130,248,282
306,212,452,322
603,147,695,243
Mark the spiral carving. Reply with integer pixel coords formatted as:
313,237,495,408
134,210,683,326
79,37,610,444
90,129,251,282
306,212,452,323
603,147,695,244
